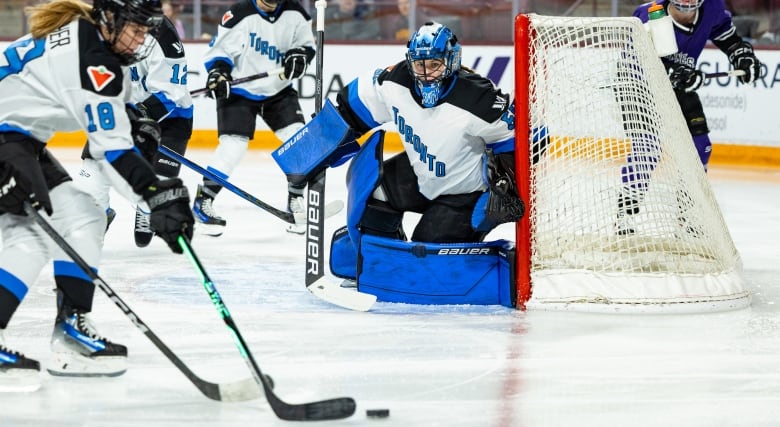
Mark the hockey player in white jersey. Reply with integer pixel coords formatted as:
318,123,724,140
193,0,316,236
76,15,194,247
0,0,193,391
274,22,523,305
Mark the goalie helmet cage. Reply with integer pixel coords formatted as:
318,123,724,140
513,14,750,313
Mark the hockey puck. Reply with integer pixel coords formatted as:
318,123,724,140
366,408,390,418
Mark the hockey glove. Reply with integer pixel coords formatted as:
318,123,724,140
668,64,704,93
727,41,761,84
127,106,161,164
472,153,525,232
206,66,232,100
142,178,194,254
283,47,310,80
0,161,51,216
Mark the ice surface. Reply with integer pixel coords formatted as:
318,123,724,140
3,150,779,426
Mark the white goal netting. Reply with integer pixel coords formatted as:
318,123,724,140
515,14,750,313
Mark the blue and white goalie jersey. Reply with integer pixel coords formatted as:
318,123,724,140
337,62,516,200
0,19,135,160
203,0,315,100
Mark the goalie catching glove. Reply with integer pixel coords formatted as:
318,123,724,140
471,152,525,232
667,63,704,93
142,178,194,253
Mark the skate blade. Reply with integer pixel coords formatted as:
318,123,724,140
47,352,127,377
194,222,225,237
0,369,42,392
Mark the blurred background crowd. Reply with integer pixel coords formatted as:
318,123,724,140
1,0,779,44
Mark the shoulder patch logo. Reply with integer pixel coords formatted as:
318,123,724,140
492,95,508,110
87,65,116,92
221,10,233,26
172,42,183,53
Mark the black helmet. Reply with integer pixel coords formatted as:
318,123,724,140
92,0,164,65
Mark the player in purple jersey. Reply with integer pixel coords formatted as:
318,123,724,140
616,0,762,235
633,0,761,168
0,0,193,391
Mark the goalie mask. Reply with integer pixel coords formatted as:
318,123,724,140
258,0,284,9
92,0,163,65
670,0,704,12
406,22,461,108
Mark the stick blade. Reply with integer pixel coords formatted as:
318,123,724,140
308,278,376,311
272,396,357,421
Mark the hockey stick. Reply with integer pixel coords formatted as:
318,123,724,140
22,202,260,402
189,67,285,97
177,235,357,421
704,69,746,79
302,0,377,312
159,145,343,224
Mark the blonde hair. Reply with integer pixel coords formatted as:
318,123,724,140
26,0,94,39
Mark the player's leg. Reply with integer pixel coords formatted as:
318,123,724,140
676,91,710,236
46,181,127,377
41,151,127,377
0,213,51,392
134,117,193,247
193,97,256,236
262,87,308,234
614,87,662,235
0,141,59,390
413,192,484,243
676,91,711,170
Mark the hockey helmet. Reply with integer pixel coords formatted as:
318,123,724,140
92,0,163,65
669,0,704,12
406,21,461,108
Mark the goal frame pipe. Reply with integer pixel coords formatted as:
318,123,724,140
514,14,532,309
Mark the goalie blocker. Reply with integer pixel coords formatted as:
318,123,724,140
330,131,517,308
272,99,360,186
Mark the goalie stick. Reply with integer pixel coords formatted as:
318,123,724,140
159,145,343,224
304,0,377,312
178,236,357,421
189,67,285,97
23,202,261,402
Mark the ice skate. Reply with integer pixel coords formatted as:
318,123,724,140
193,184,227,237
134,206,154,247
48,294,127,377
0,331,41,392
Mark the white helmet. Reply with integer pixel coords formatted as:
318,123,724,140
670,0,704,13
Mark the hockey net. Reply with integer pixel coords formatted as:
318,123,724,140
513,14,750,313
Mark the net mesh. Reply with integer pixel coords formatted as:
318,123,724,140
519,15,749,312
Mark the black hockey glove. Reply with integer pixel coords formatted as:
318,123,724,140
0,161,51,216
472,153,525,232
727,40,761,84
206,66,232,100
127,106,161,164
283,47,310,80
667,64,704,93
142,178,194,254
